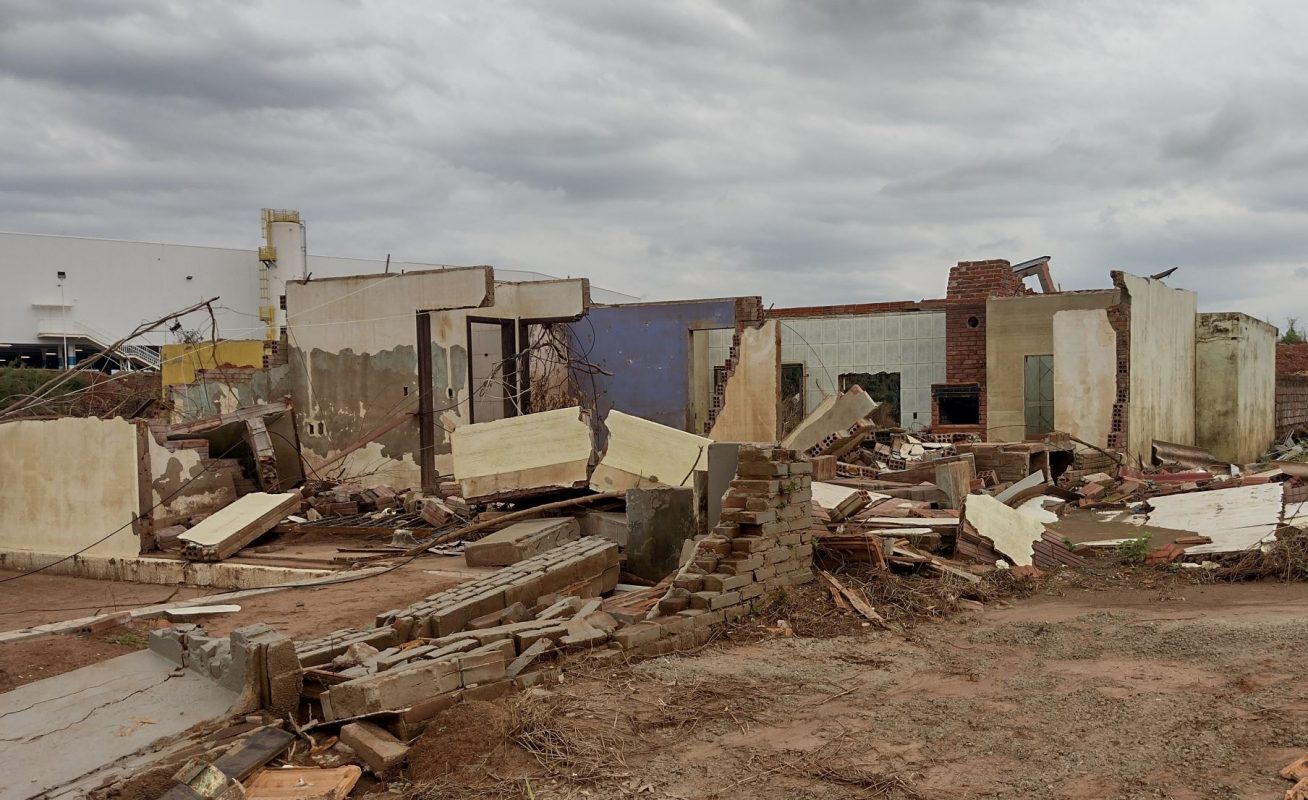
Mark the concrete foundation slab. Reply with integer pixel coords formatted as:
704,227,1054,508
0,650,237,800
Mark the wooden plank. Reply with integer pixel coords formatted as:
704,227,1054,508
245,766,362,799
816,570,885,626
212,727,296,781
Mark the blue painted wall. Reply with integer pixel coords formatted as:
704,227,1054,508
567,300,738,430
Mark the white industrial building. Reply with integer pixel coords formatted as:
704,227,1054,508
0,210,636,370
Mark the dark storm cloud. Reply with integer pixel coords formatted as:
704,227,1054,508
0,0,1305,325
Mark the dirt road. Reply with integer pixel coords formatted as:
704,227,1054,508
431,578,1308,800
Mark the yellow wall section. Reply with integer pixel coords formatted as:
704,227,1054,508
162,340,265,387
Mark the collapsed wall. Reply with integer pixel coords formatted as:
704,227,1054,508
613,445,816,657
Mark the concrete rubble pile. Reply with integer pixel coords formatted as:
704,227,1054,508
805,428,1308,580
97,445,819,797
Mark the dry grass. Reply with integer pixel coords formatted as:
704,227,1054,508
508,693,632,783
645,675,785,733
844,566,1034,626
1210,526,1308,582
781,736,923,799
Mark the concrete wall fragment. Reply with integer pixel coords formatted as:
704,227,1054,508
708,320,781,442
0,416,144,559
1196,312,1277,463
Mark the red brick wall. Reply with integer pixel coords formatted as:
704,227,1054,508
934,260,1025,429
1278,343,1308,376
1277,375,1308,438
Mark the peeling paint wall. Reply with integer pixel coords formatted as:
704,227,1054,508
0,417,143,558
286,268,591,487
161,340,266,388
1121,274,1198,461
566,299,739,431
709,321,782,442
169,364,294,423
986,291,1120,443
1196,312,1277,463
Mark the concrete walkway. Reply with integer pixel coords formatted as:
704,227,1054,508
0,649,236,799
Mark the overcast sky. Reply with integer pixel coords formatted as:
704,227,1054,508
2,1,1305,325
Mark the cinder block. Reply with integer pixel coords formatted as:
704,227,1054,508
613,623,662,649
327,658,462,719
340,721,408,774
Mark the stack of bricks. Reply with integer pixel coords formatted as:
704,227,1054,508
376,536,617,639
323,598,603,723
296,537,619,667
613,445,815,657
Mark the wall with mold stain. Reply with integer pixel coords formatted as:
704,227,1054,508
285,267,591,487
147,435,237,527
169,364,295,423
565,299,739,431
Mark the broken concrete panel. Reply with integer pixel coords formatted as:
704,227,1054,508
1052,308,1117,452
709,320,782,442
962,493,1045,567
591,410,712,492
781,386,876,454
464,517,581,567
994,470,1048,504
0,416,143,559
1146,482,1283,555
451,407,594,501
626,486,697,582
0,650,238,798
179,492,301,561
1195,312,1277,464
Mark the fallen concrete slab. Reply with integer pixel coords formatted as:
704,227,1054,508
179,491,302,561
451,407,593,501
0,650,237,800
591,410,711,492
781,386,876,455
1146,482,1284,555
962,493,1045,567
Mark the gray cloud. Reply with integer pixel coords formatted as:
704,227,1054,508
0,0,1305,328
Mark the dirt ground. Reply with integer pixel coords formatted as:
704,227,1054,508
7,563,1308,798
396,573,1308,800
